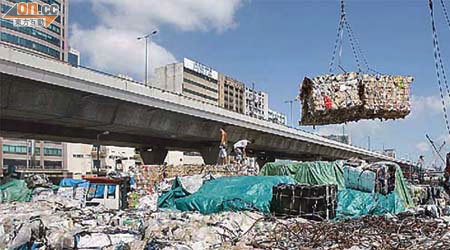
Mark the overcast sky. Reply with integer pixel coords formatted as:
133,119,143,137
69,0,450,167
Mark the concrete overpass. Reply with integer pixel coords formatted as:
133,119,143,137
0,44,408,166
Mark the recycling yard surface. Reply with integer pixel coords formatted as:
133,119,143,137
1,161,450,250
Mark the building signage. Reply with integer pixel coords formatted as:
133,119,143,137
184,58,218,80
2,2,60,28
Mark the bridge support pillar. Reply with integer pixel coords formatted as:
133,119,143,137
256,155,275,169
200,146,220,165
139,148,168,165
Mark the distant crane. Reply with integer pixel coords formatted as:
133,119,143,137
426,134,446,169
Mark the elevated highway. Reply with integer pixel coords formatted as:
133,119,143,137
0,44,408,166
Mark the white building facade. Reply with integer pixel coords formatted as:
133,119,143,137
245,88,269,120
268,109,287,125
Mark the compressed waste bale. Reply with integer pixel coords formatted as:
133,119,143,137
271,183,337,220
343,165,377,193
361,74,414,119
300,73,362,125
299,73,414,125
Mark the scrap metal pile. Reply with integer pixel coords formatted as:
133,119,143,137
299,73,414,125
246,213,450,250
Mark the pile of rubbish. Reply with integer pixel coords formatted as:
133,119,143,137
132,164,250,196
2,159,450,249
299,73,414,125
0,195,152,249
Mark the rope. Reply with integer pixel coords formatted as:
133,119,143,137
440,0,450,29
429,0,450,138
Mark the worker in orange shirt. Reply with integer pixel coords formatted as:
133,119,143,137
218,128,228,165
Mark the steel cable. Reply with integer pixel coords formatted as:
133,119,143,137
440,0,450,29
429,0,450,139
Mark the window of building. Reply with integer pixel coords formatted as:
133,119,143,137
3,159,27,168
44,160,62,169
1,19,61,46
1,32,60,58
44,148,62,156
68,52,79,66
183,78,217,93
73,154,84,158
182,87,218,102
2,145,28,154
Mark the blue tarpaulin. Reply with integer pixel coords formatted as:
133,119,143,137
59,179,89,188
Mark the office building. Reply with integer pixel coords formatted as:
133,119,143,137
218,74,245,113
99,146,136,172
0,137,98,176
154,58,219,105
323,134,351,145
1,0,69,61
65,143,93,175
68,47,80,66
268,109,287,125
245,87,269,120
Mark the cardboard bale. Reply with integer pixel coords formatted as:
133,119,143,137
299,73,414,125
361,74,413,120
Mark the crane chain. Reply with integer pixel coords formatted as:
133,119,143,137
343,16,363,74
329,0,364,74
329,4,346,73
440,0,450,29
429,0,450,138
344,16,382,75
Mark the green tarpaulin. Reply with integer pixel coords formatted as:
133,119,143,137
159,176,295,214
293,161,345,189
0,179,32,203
261,161,345,189
259,162,302,178
260,160,415,217
157,177,190,209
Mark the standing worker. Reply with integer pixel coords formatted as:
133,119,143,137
417,155,424,182
233,139,252,165
218,128,228,165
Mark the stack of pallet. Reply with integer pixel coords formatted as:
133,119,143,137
299,73,414,125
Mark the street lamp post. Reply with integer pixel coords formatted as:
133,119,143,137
137,30,158,86
96,131,110,173
284,99,298,127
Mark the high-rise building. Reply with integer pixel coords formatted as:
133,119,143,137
154,58,219,105
245,87,269,120
268,109,287,126
0,0,69,61
68,47,80,66
218,74,245,113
